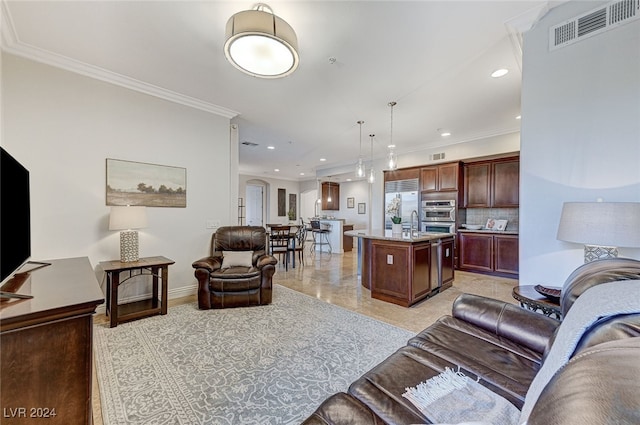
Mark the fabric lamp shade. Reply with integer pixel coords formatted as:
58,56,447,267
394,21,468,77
109,206,148,231
557,202,640,262
224,5,299,78
109,206,148,262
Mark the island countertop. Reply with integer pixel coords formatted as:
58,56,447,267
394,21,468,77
344,229,455,243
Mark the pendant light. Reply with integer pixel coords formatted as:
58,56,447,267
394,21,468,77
368,134,375,184
355,120,365,178
327,180,332,203
386,101,398,170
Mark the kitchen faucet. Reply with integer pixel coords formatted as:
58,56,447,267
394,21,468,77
410,210,419,237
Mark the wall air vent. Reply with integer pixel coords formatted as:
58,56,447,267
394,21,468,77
241,141,259,147
550,0,639,51
431,153,446,161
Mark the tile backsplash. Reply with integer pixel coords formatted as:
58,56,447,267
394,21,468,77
460,208,519,231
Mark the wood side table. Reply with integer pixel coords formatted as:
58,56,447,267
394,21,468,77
100,256,175,328
512,285,562,320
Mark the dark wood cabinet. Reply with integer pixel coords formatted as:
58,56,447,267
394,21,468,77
494,234,519,275
420,162,460,192
343,224,354,252
492,159,519,207
441,237,455,289
361,235,454,307
458,232,519,277
463,163,491,207
463,157,519,207
321,182,340,210
0,257,104,425
458,232,493,272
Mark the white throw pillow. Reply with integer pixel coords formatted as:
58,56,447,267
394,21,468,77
221,251,253,269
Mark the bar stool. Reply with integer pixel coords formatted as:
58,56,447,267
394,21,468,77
310,220,331,254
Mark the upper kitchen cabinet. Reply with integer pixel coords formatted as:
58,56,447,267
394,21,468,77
492,159,519,207
420,162,461,192
321,182,340,210
463,157,519,207
384,167,420,182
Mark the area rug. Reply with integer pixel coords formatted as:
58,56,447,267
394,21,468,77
94,284,414,425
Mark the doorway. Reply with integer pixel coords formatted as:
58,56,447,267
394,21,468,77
246,183,265,226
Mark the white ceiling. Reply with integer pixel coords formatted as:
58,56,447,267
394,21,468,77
2,1,559,182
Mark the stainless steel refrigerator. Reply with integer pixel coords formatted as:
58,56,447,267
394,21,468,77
384,178,419,231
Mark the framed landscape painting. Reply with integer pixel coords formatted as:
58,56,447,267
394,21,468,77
106,158,186,207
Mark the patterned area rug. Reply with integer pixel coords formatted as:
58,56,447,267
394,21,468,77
94,284,414,425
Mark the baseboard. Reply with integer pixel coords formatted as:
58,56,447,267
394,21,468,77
95,283,197,315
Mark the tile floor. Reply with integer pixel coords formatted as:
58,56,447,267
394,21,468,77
92,249,519,424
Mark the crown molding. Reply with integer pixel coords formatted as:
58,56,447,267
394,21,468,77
0,1,238,119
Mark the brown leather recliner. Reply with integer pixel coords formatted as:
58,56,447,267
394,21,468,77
192,226,277,309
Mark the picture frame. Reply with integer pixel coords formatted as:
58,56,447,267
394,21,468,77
358,203,366,214
278,188,286,216
347,197,355,208
106,158,186,207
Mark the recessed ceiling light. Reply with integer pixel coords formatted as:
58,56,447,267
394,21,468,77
440,132,451,137
515,115,522,120
491,68,509,78
319,158,326,162
267,146,275,150
274,168,280,172
299,172,305,176
346,178,352,182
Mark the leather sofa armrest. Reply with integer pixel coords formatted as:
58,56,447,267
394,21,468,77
256,254,278,268
191,256,222,272
452,293,560,354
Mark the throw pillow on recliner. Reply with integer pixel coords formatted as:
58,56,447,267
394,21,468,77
221,251,253,269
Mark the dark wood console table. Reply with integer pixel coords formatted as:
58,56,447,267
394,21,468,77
100,256,174,328
0,257,104,425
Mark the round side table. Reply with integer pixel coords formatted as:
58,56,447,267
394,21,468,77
512,285,562,320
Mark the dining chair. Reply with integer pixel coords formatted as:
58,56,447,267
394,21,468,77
292,225,307,265
269,225,292,270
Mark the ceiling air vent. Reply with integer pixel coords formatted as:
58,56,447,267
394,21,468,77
431,152,446,161
550,0,639,51
241,141,259,147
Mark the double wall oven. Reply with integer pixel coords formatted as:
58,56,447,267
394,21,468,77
422,199,456,233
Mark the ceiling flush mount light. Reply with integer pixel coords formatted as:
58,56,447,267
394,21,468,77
491,68,509,78
356,120,365,178
386,102,398,171
224,3,300,78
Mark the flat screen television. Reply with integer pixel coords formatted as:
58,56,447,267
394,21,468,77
1,146,31,284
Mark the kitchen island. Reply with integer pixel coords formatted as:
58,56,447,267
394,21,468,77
345,229,455,307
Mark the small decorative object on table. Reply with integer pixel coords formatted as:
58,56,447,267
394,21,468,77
534,284,562,303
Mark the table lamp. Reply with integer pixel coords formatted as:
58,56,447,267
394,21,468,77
556,201,640,263
109,206,148,262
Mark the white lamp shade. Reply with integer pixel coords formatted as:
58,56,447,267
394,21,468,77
557,202,640,248
224,8,299,78
109,206,148,231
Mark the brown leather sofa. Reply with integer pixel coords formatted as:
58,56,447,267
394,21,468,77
192,226,277,309
302,258,640,424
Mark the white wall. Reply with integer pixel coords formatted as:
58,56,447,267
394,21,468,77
520,1,640,286
325,180,370,229
239,174,300,225
2,53,232,298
